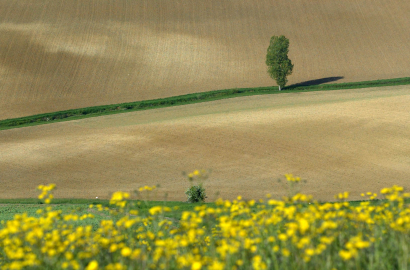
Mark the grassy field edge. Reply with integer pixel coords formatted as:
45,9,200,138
0,197,390,207
0,197,390,223
1,76,410,130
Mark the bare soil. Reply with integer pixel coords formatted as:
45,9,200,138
1,86,409,202
1,0,410,119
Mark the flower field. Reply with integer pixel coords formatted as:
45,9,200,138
1,175,410,270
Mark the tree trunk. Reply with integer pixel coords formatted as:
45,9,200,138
279,85,281,91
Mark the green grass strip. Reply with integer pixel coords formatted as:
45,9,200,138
0,198,217,221
0,198,400,222
1,76,409,130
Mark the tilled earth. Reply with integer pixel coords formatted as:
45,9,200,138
1,86,409,202
1,0,410,119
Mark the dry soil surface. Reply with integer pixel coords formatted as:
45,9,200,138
1,86,409,202
1,0,410,119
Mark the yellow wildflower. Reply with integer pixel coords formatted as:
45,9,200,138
339,250,353,261
85,260,99,270
191,261,202,270
121,247,132,257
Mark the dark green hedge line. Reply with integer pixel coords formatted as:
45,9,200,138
1,77,409,130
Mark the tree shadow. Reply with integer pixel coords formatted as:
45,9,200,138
285,76,344,90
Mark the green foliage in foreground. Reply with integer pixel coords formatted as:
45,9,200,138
1,182,410,269
1,77,410,130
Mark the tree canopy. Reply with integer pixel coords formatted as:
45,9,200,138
266,35,294,91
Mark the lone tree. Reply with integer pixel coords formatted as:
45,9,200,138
266,35,294,91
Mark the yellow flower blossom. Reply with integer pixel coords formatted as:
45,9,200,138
121,247,132,257
339,249,353,261
298,218,309,234
282,248,290,257
85,260,99,270
191,261,202,270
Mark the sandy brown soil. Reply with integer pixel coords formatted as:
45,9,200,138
1,0,410,119
1,86,409,202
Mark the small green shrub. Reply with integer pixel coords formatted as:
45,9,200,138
185,185,206,203
184,169,209,203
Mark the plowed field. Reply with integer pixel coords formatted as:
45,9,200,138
1,0,410,119
1,86,409,201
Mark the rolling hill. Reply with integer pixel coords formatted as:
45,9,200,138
1,0,409,201
1,86,409,201
1,0,410,119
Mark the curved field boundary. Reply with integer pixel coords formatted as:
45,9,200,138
1,77,410,131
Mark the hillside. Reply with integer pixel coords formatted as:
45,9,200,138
1,0,410,119
1,86,409,201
